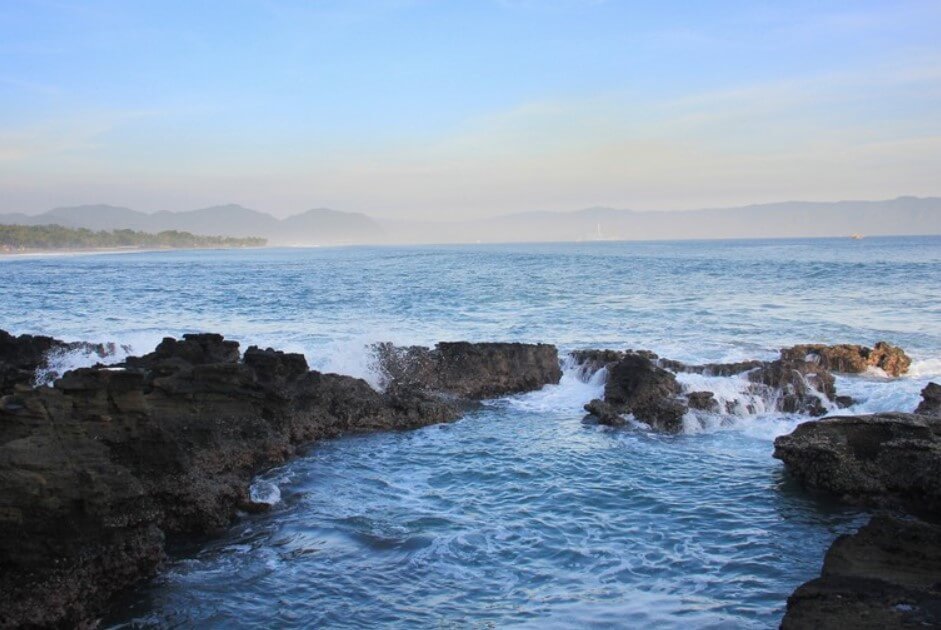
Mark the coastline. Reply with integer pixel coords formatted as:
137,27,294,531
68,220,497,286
0,244,268,259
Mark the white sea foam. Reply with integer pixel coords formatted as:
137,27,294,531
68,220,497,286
249,480,282,506
502,355,606,414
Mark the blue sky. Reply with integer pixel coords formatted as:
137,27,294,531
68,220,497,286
2,0,940,218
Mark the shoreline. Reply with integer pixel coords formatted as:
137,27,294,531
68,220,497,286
0,244,268,259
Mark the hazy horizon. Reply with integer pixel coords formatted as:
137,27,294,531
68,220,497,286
3,0,941,220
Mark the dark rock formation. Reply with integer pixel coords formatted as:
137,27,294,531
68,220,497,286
375,341,562,399
569,349,625,375
915,382,941,417
781,515,941,629
776,411,941,628
773,413,941,517
657,357,764,377
582,398,627,427
686,390,719,412
748,357,836,416
780,341,911,377
0,328,119,394
0,334,462,628
581,353,688,432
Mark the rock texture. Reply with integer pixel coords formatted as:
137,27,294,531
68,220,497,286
0,333,478,628
915,382,941,417
780,341,911,377
580,352,688,432
0,329,119,394
375,341,562,399
747,356,836,416
776,413,941,628
773,413,941,515
781,515,941,629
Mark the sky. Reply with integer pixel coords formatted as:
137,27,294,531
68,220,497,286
1,0,940,220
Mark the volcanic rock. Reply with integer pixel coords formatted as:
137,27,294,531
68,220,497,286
0,333,462,628
780,341,911,377
599,353,688,432
781,515,941,629
748,357,836,416
375,341,562,399
773,413,941,516
915,382,941,417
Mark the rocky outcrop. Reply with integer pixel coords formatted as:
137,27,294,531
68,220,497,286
0,328,119,394
781,515,941,629
780,341,911,377
773,413,941,516
748,357,836,416
375,341,562,399
581,352,688,432
0,334,463,628
657,358,764,377
915,382,941,417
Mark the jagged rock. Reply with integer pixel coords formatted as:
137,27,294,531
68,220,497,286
375,341,562,399
126,332,240,368
773,413,941,516
915,382,941,417
781,515,941,629
0,328,118,394
569,349,625,375
0,333,463,628
582,398,627,426
748,357,836,415
686,390,719,412
658,358,764,376
601,353,688,432
780,341,911,377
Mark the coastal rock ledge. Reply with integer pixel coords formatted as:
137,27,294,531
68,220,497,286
775,411,941,628
0,331,560,628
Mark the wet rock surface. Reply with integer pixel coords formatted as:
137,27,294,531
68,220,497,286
0,333,476,628
776,413,941,628
773,413,941,515
375,341,562,399
781,515,941,629
916,382,941,417
780,341,912,377
0,329,119,394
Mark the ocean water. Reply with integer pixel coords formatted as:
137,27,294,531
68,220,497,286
2,236,940,628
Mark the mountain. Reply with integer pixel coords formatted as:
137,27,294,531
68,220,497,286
276,208,384,245
382,196,941,243
0,204,384,245
1,196,939,245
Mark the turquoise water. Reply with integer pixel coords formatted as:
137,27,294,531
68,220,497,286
2,236,940,627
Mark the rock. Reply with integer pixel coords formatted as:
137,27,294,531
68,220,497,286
569,349,626,375
773,413,941,516
781,515,941,629
602,353,688,432
780,341,911,377
748,357,835,416
375,341,562,399
125,332,240,368
686,390,719,412
0,332,464,628
582,398,627,426
657,358,764,377
0,328,118,394
915,382,941,417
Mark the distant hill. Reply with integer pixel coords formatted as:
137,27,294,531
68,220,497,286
0,224,265,253
381,196,941,243
1,196,939,245
0,204,385,245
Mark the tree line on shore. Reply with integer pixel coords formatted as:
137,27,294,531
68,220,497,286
0,223,266,252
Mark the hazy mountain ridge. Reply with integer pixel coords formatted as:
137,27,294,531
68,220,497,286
2,196,939,245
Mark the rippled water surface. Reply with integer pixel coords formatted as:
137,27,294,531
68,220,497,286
2,237,940,628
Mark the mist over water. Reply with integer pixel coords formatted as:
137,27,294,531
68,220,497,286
2,236,940,627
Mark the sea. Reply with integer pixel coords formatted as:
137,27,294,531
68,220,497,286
2,236,939,628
